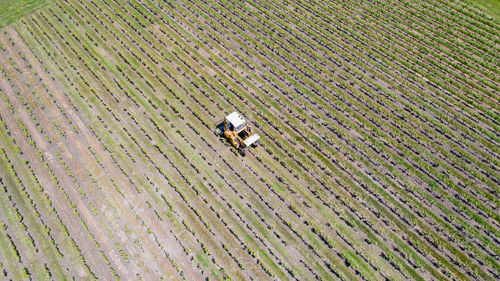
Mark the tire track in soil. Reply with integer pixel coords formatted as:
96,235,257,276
0,47,115,279
0,28,139,281
6,25,203,281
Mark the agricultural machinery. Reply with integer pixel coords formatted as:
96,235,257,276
215,111,260,156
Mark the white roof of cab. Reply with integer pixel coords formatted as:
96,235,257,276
226,111,246,128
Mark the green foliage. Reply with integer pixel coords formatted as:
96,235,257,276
470,0,500,21
0,0,50,27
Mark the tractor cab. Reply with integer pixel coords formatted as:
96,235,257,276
225,112,246,133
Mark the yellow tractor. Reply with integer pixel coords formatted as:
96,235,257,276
215,111,260,156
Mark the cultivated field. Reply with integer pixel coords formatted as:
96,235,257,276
0,0,498,280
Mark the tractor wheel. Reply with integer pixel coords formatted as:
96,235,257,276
238,146,246,156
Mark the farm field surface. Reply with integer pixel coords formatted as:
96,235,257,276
0,0,498,280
